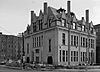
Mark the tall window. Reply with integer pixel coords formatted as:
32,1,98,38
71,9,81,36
74,51,76,62
33,38,34,48
62,19,66,27
32,52,34,62
35,37,36,47
76,36,78,46
37,37,38,47
91,39,92,48
74,36,76,46
39,36,41,47
39,20,43,30
83,37,85,47
71,35,73,46
81,52,82,62
62,50,65,62
66,51,68,62
27,43,29,54
73,23,76,29
60,50,61,62
82,25,84,31
71,51,73,62
36,56,39,63
89,39,90,48
81,37,82,47
91,39,94,48
49,39,51,52
86,38,87,48
62,33,65,45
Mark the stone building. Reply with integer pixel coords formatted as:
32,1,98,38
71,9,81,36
24,1,96,65
0,32,22,61
94,24,100,64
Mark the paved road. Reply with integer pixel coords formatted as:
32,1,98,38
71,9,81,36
0,65,100,72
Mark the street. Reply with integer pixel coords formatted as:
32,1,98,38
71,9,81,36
1,65,100,72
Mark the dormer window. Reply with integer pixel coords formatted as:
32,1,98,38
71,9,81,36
73,22,76,29
82,25,85,31
62,19,66,27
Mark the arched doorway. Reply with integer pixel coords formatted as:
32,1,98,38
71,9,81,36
47,56,53,64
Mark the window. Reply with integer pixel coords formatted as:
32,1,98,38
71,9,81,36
33,38,34,48
32,52,34,62
35,37,36,47
71,35,73,46
76,36,78,46
39,36,41,47
62,50,65,62
41,35,43,46
62,19,66,27
71,51,73,62
81,37,82,47
89,39,90,48
66,51,68,62
82,25,84,31
91,39,92,48
83,52,86,62
93,40,94,48
60,50,61,62
49,39,51,52
62,33,65,45
86,38,87,48
36,56,39,63
74,51,76,61
73,23,76,29
81,52,82,62
49,19,52,27
39,20,43,30
27,43,29,54
37,37,38,47
35,49,39,53
83,37,85,47
76,51,78,61
74,36,76,46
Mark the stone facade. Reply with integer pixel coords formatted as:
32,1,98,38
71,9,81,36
24,1,96,65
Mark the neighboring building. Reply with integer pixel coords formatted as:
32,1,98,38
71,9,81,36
94,24,100,64
0,32,22,61
24,1,96,66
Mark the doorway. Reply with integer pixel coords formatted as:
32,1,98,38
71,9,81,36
47,56,53,64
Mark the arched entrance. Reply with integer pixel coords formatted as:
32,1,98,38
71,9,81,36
47,56,53,64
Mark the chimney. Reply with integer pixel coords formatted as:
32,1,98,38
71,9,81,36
67,0,71,13
86,9,89,23
31,11,34,24
82,17,84,20
44,2,47,15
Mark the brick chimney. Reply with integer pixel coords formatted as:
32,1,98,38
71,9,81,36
86,9,89,23
44,2,48,15
31,11,34,24
67,0,71,13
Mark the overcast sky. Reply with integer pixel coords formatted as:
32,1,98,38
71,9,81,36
0,0,100,35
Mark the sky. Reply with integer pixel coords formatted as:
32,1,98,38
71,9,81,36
0,0,100,35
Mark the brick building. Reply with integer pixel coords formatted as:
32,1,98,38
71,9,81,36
24,1,96,65
0,32,22,61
